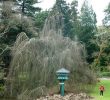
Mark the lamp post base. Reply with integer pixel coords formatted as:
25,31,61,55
59,82,64,96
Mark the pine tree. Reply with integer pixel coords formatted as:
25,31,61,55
103,3,110,26
16,0,41,17
80,0,97,63
70,0,80,38
52,0,72,36
35,11,48,32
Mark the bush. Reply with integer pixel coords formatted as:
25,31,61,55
0,84,5,97
100,72,110,77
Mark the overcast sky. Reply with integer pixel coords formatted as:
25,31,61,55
36,0,110,25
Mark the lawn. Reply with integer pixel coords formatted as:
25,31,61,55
90,79,110,100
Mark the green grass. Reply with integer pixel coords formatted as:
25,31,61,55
90,79,110,100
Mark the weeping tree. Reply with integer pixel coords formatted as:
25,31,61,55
6,13,96,100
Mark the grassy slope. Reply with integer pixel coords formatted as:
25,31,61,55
91,79,110,100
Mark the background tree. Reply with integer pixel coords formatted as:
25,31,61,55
79,0,97,63
51,0,72,37
90,2,110,71
16,0,41,17
35,11,48,32
70,0,80,39
91,2,110,71
91,27,110,71
103,2,110,26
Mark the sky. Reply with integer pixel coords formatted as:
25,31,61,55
36,0,110,25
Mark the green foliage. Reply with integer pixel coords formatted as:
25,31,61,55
70,0,80,38
79,0,97,63
80,0,97,42
35,11,48,31
91,26,110,71
103,3,110,26
52,0,72,37
100,72,110,77
17,0,41,17
99,3,110,71
0,84,5,97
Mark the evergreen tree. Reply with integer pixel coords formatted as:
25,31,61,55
52,0,72,36
70,0,80,38
35,11,48,32
80,0,97,63
103,3,110,26
16,0,41,17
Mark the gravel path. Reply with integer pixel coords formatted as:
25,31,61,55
98,77,110,80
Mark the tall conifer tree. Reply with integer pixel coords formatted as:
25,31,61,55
80,0,97,63
52,0,72,36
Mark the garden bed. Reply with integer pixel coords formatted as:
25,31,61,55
37,93,94,100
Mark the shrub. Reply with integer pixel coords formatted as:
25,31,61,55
101,72,110,77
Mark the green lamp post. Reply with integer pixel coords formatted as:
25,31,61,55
56,68,70,96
